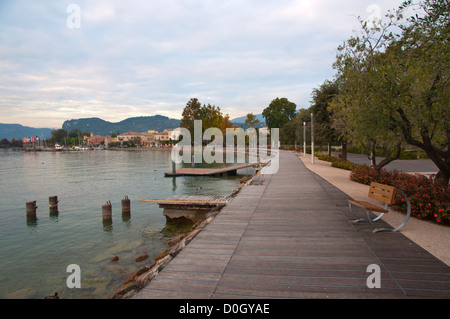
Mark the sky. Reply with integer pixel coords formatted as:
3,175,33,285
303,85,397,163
0,0,407,128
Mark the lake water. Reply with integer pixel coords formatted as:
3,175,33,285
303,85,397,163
0,149,252,299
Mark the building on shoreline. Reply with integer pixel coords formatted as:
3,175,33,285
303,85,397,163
259,127,270,136
84,133,112,147
116,128,181,147
81,128,181,148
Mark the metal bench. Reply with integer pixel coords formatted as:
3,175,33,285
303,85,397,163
348,182,411,233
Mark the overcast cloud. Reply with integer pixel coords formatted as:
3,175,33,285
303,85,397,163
0,0,406,128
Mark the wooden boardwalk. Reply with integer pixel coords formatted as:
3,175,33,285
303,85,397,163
164,162,260,177
135,151,450,299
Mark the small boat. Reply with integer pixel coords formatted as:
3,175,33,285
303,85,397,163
55,144,63,151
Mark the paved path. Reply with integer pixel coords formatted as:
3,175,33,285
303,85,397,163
135,151,450,299
330,152,438,173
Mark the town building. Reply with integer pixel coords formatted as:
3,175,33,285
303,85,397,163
117,132,155,146
109,128,181,147
84,133,111,147
166,128,183,141
154,130,170,142
259,127,270,135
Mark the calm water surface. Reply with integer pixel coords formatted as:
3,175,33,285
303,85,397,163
0,149,250,299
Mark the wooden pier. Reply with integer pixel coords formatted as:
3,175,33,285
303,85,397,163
139,195,231,207
164,162,260,177
139,195,232,222
135,151,450,299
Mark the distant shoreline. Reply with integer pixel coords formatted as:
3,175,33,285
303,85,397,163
107,147,172,151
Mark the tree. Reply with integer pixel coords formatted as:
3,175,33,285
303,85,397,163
50,129,68,145
219,114,234,134
197,103,224,132
180,98,202,133
310,80,339,155
331,6,406,170
262,97,297,129
179,98,234,144
331,0,449,183
279,112,303,146
386,0,450,185
244,113,260,128
10,138,22,147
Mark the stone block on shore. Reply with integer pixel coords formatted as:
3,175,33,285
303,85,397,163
134,253,149,263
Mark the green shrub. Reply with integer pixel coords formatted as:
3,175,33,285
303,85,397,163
316,153,336,162
331,159,360,170
316,153,361,171
399,151,429,159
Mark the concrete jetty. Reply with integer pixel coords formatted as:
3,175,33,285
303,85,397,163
135,151,450,299
140,195,232,222
164,162,260,177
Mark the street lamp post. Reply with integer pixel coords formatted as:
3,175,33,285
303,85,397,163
303,122,306,157
311,113,314,164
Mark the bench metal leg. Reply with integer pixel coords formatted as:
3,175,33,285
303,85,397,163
373,189,411,233
349,203,385,224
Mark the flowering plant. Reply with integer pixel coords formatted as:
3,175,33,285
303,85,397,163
350,166,450,225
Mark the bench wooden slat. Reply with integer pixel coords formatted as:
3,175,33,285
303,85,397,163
347,199,389,213
348,182,395,214
368,183,396,205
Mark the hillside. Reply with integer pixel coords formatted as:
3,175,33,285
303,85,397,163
62,115,181,135
231,114,266,128
1,113,265,140
0,124,53,140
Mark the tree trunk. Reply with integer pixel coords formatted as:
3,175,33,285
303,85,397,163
394,105,450,185
341,143,347,161
402,134,450,185
367,139,377,168
374,143,402,171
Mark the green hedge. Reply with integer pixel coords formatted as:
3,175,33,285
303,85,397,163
315,153,359,170
346,146,429,159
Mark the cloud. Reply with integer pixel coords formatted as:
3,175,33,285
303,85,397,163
0,0,407,128
83,3,116,23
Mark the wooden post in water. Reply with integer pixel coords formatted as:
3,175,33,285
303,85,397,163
121,196,131,221
172,160,176,174
26,200,37,217
102,201,112,222
26,200,37,224
49,196,58,211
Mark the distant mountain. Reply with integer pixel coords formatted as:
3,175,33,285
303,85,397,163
62,115,181,135
231,114,266,128
0,123,53,140
1,114,265,140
